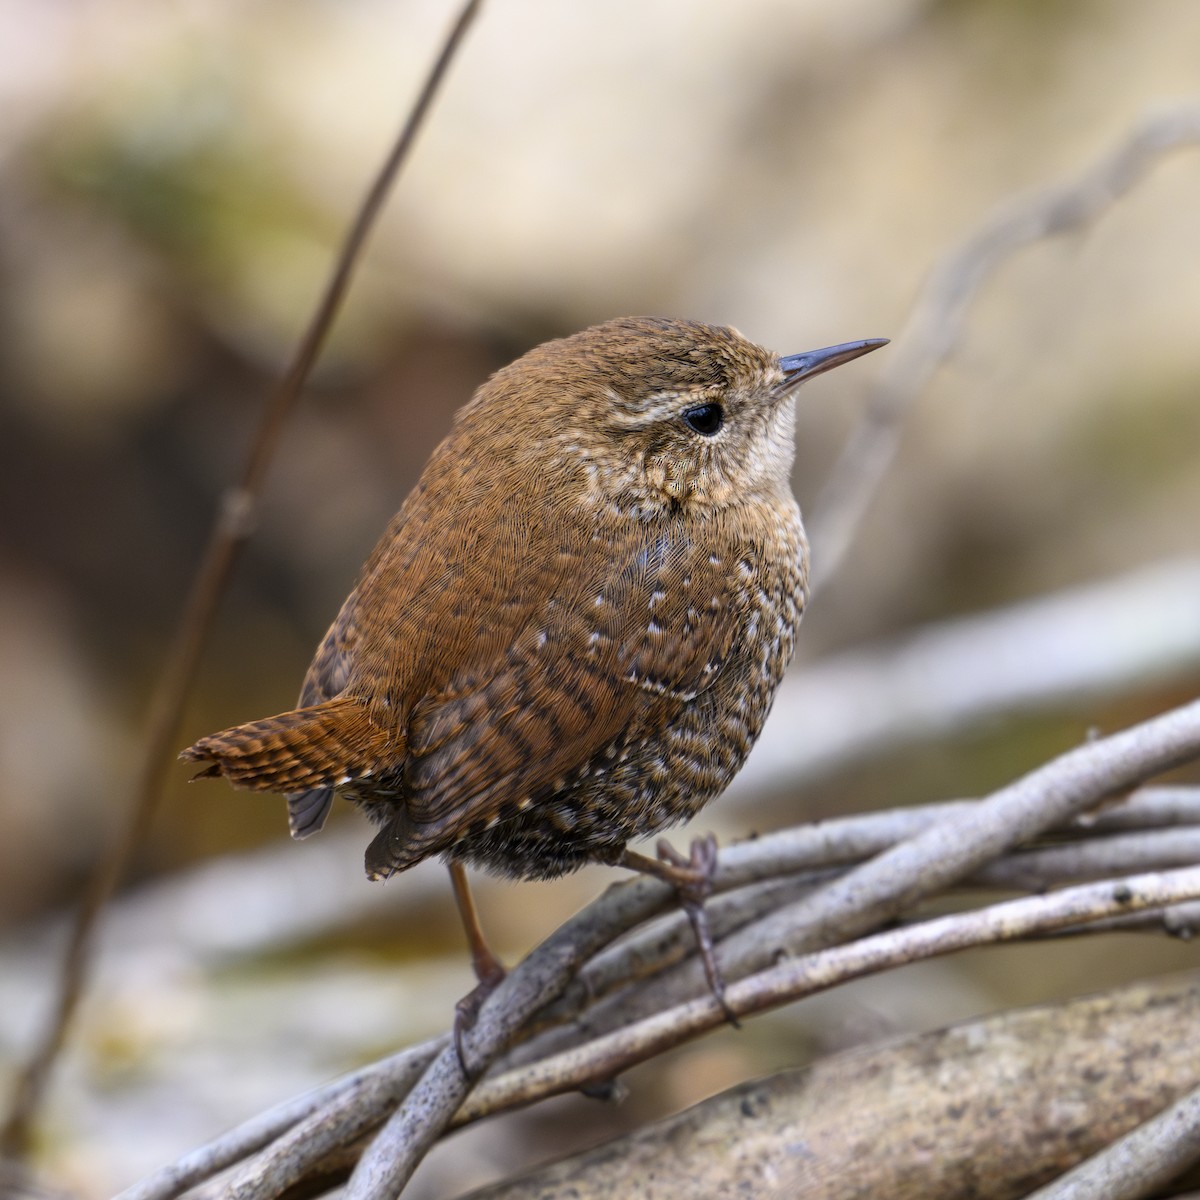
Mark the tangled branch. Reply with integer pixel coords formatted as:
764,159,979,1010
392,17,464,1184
120,698,1200,1199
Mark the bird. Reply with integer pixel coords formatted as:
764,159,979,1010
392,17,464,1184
182,316,886,1037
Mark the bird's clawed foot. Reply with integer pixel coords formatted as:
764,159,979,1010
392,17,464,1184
620,834,739,1027
453,953,507,1078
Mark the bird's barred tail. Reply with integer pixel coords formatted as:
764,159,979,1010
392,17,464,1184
181,696,395,798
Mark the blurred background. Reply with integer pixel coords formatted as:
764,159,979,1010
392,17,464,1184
1,0,1199,1194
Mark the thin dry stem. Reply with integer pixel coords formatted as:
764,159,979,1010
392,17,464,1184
118,702,1200,1200
514,698,1200,1061
807,106,1200,594
0,0,484,1160
456,866,1200,1125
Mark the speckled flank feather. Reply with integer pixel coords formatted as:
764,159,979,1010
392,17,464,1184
181,317,884,887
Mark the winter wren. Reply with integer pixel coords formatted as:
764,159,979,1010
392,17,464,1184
183,317,886,1015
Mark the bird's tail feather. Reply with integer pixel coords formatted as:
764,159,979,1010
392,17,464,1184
286,785,336,840
181,696,395,797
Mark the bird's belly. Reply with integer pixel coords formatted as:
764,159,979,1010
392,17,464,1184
449,571,804,881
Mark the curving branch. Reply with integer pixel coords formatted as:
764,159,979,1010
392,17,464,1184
509,697,1200,1062
117,697,1200,1199
456,865,1200,1127
114,788,1200,1199
807,105,1200,594
464,976,1200,1200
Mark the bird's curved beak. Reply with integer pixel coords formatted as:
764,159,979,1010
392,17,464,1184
777,338,888,392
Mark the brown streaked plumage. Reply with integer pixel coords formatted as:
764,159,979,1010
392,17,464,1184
183,316,886,1019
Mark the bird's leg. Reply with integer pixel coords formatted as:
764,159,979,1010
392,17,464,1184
448,861,506,1073
618,834,739,1027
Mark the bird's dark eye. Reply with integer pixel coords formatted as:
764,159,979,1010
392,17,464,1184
682,402,724,436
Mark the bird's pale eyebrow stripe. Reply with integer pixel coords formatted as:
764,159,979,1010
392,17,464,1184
604,390,700,427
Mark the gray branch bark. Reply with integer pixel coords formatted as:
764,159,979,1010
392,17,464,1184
464,975,1200,1200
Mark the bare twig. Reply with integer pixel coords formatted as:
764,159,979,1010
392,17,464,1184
119,703,1200,1199
114,1042,446,1200
211,1040,445,1200
1066,786,1200,833
123,870,683,1200
1033,900,1200,939
807,106,1200,594
456,866,1200,1124
0,0,484,1160
101,788,1200,1199
6,784,1196,995
973,828,1200,889
1026,1077,1200,1200
464,976,1200,1200
521,698,1200,1051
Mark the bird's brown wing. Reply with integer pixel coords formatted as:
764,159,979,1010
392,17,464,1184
298,600,360,708
297,496,422,711
364,525,749,871
286,509,406,837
